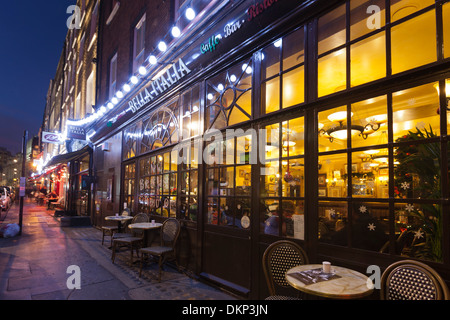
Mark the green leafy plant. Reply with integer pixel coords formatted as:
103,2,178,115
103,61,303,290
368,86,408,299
394,126,446,262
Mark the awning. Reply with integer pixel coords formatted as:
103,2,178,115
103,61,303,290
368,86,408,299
45,145,92,168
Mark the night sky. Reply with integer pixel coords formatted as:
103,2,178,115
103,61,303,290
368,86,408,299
0,1,76,155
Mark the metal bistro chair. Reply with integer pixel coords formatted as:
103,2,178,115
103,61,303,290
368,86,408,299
139,218,181,282
262,240,309,300
102,210,130,247
381,260,450,300
111,213,149,265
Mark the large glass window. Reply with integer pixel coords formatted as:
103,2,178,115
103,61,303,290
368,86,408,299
260,116,305,239
317,80,444,262
123,163,136,213
140,99,180,154
205,131,253,229
261,27,305,114
137,150,178,217
317,1,439,98
206,58,252,130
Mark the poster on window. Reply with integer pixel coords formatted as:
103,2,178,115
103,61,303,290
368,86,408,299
293,214,304,240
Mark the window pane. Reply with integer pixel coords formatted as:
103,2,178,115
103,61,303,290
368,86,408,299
350,32,386,87
263,77,280,113
282,66,305,107
207,198,219,225
351,202,389,252
392,82,440,140
220,167,234,196
236,135,252,165
318,106,348,152
262,199,280,236
444,3,450,58
260,161,280,197
236,165,251,196
394,142,441,199
219,197,234,226
282,158,304,197
262,41,280,79
282,200,304,239
319,153,347,198
318,201,348,246
351,95,388,148
352,148,389,198
394,202,442,262
318,4,346,55
350,0,386,40
206,59,252,129
391,0,435,22
263,123,280,161
236,198,251,230
318,49,347,97
282,117,304,157
283,28,304,70
391,10,437,74
207,168,219,195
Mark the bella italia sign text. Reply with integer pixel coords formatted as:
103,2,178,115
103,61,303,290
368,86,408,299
128,58,191,114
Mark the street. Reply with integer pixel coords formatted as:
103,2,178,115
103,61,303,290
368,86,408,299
0,199,238,301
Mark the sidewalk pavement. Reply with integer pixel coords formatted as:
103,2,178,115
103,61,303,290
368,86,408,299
0,199,238,301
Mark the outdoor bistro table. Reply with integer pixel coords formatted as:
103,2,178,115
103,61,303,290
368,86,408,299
128,222,162,247
285,264,374,299
105,215,133,233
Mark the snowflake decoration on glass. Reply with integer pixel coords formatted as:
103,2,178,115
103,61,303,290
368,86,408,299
414,230,424,239
359,205,367,214
405,203,415,212
329,208,336,215
400,182,410,190
367,223,376,231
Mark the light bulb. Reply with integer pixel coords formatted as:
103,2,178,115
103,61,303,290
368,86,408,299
130,76,139,84
149,55,157,65
116,91,124,99
139,66,147,75
171,26,181,38
186,7,195,20
123,84,131,92
107,102,114,109
158,41,167,52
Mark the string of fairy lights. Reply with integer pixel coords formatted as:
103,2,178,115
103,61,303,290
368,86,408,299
38,2,203,174
65,3,199,133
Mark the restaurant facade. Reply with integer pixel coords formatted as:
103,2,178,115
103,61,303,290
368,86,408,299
87,0,450,299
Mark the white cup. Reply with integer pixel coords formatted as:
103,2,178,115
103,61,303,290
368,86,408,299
323,261,331,273
115,213,119,217
151,220,155,225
